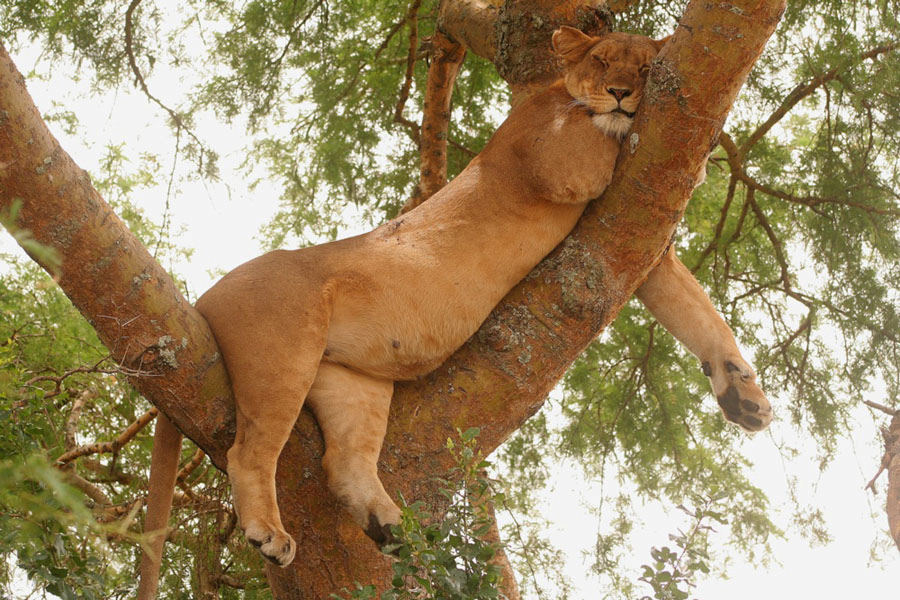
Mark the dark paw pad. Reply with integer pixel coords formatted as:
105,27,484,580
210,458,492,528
743,415,763,429
716,385,742,420
248,533,271,549
365,514,399,552
365,514,387,545
718,386,769,431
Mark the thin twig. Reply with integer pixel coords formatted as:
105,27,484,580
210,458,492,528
22,355,114,399
124,0,209,171
747,191,792,292
691,174,737,273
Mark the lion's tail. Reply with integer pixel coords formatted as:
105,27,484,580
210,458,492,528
136,412,183,600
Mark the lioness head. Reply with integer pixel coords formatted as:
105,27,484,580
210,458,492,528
552,26,668,138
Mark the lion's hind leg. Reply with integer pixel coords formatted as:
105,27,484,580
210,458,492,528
225,340,326,566
202,296,331,567
226,343,328,566
305,361,402,548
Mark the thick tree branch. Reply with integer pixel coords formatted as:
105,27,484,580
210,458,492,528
493,0,611,104
438,0,637,62
438,0,502,61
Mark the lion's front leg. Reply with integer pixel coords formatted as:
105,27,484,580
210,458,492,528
197,274,334,568
635,247,772,431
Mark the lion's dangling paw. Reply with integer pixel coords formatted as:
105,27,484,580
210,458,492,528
703,357,772,432
365,514,400,554
244,521,297,567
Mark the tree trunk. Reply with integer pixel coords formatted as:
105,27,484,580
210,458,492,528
0,0,785,596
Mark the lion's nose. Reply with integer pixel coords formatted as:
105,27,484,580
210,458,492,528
607,87,632,100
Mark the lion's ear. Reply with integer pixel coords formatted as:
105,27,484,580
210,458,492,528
653,34,673,51
552,26,596,63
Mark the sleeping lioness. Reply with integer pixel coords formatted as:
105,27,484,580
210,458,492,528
190,26,772,568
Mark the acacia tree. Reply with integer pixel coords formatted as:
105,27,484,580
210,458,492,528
1,0,898,598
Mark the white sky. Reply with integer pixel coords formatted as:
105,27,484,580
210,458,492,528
2,31,898,599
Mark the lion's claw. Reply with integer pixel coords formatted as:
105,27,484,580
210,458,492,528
244,522,296,567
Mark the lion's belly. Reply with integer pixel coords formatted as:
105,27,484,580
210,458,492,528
323,277,502,380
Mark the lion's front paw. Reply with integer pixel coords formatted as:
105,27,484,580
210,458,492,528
703,358,772,432
244,521,296,567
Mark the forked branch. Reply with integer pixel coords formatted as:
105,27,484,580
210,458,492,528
56,407,159,466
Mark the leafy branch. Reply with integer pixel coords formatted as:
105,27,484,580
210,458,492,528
740,40,899,156
638,497,726,600
334,428,505,600
393,0,425,148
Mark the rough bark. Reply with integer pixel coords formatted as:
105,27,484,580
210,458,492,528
494,0,612,104
438,0,502,61
438,0,638,64
0,0,786,596
0,53,235,462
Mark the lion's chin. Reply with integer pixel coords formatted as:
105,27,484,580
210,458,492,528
591,112,633,140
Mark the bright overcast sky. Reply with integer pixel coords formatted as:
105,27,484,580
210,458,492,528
3,31,898,599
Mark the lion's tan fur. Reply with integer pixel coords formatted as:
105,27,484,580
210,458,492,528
138,27,771,588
